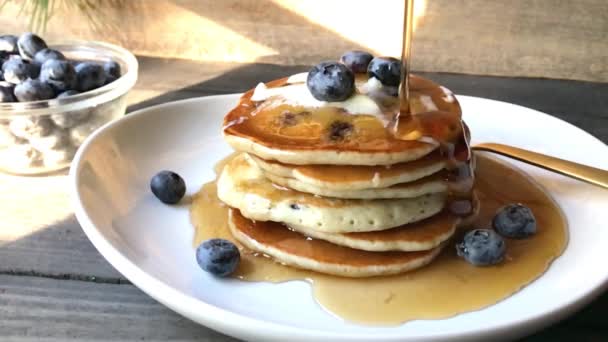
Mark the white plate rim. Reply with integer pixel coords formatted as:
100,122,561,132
70,94,608,341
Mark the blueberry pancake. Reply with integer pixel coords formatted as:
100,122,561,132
228,209,444,278
223,72,462,166
217,53,475,277
217,153,446,233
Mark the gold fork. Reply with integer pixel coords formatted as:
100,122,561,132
473,143,608,189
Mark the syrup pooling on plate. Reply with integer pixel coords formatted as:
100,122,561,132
190,153,567,325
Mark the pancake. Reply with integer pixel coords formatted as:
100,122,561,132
246,152,446,190
223,74,462,166
289,212,456,252
217,153,446,233
228,209,443,277
262,170,447,199
287,194,480,252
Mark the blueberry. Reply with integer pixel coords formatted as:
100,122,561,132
14,79,54,102
340,51,374,73
75,62,106,92
328,120,353,140
493,204,537,239
0,35,18,54
196,239,240,277
150,170,186,204
0,51,8,62
33,48,65,65
103,60,121,85
456,229,506,266
17,33,48,61
0,81,16,102
56,90,80,98
367,57,401,86
2,57,39,84
103,60,121,79
40,59,76,92
306,62,355,102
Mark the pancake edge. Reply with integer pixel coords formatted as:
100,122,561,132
263,171,447,199
247,153,447,190
217,155,447,233
228,210,443,277
224,133,437,166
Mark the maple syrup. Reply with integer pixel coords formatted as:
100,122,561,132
190,153,567,324
223,75,461,157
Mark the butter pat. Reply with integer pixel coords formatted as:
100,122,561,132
286,72,308,84
251,81,382,115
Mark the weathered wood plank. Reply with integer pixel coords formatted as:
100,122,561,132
0,274,607,341
0,275,238,341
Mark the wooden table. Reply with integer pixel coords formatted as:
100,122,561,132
1,58,607,341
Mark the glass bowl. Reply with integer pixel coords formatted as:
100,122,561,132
0,41,138,175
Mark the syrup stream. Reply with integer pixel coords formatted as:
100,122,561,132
398,0,415,115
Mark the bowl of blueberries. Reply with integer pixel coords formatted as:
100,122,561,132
0,32,138,175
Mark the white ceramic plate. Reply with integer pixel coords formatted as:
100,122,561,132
71,94,608,342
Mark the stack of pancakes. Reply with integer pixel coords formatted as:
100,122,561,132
218,74,476,277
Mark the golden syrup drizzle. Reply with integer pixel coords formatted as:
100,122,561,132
223,75,462,155
190,153,568,325
223,73,474,217
398,0,415,115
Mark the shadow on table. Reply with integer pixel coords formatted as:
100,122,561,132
523,292,608,340
0,214,240,341
0,215,123,281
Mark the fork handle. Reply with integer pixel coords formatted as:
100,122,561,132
472,143,608,190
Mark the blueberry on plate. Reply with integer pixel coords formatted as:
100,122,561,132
14,79,55,102
75,62,106,92
2,57,40,84
456,229,506,266
340,50,374,73
367,56,401,86
0,81,16,102
0,35,18,54
40,59,76,93
33,48,66,65
150,170,186,204
306,61,355,102
17,33,48,61
196,239,240,277
493,204,537,239
56,89,80,98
